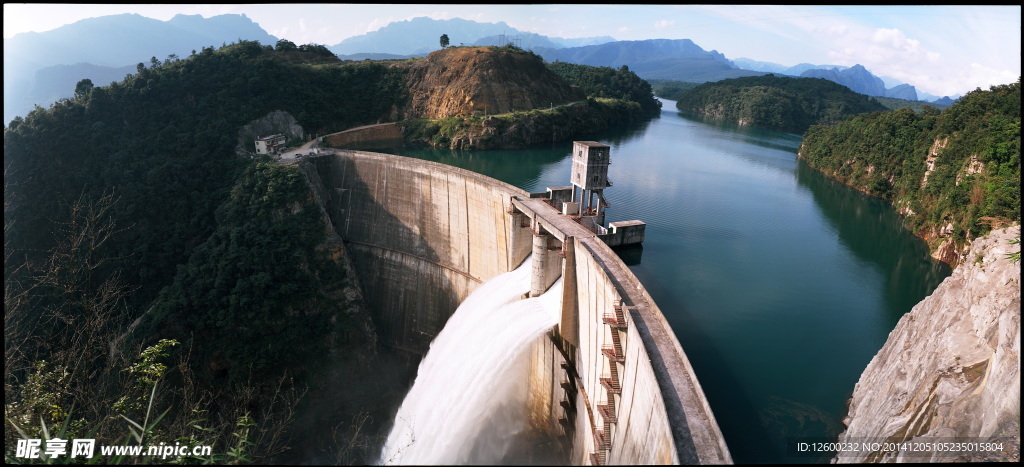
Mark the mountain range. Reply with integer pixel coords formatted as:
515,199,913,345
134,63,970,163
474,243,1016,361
4,13,278,123
533,39,764,82
4,13,951,124
328,16,613,56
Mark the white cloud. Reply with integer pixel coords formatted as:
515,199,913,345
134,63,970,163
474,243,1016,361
824,27,962,95
655,20,675,29
918,63,1018,97
364,17,397,33
824,24,848,37
871,28,921,55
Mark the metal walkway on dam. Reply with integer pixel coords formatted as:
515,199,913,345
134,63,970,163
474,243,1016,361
297,143,733,465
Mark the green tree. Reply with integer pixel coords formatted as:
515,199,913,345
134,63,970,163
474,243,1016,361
74,78,94,99
440,33,450,48
547,61,661,116
275,38,297,51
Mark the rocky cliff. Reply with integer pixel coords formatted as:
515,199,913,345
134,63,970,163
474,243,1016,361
398,46,585,119
835,225,1021,463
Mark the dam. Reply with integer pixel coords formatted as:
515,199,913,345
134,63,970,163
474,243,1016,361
298,145,732,464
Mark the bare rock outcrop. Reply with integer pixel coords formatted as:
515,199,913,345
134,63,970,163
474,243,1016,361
835,225,1020,463
236,110,305,156
399,46,584,119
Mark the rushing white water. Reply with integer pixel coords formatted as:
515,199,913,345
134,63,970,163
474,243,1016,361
379,256,563,465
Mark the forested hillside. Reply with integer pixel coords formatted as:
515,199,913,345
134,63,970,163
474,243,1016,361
547,62,661,116
647,79,700,101
4,40,409,463
799,79,1020,266
674,74,888,133
5,40,406,307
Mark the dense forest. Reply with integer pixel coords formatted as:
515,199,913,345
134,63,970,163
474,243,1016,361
872,95,951,112
5,40,406,307
799,79,1021,265
4,40,410,463
647,79,700,101
674,74,888,133
650,78,948,114
546,62,662,116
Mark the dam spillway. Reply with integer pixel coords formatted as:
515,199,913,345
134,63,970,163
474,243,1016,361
380,258,565,464
299,148,732,464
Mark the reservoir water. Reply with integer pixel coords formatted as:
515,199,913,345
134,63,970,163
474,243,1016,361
371,98,951,463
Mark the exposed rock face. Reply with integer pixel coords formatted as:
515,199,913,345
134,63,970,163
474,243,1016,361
235,109,305,156
835,226,1021,463
399,46,585,119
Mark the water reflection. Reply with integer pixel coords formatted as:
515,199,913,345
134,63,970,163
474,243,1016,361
594,115,658,145
613,243,643,266
796,160,951,326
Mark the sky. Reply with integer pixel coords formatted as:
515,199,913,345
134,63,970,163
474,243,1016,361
4,4,1021,98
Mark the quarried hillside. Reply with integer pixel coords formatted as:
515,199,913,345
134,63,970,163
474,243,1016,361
398,46,585,119
390,46,656,150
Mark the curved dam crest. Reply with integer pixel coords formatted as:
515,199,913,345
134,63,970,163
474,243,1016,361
298,148,732,464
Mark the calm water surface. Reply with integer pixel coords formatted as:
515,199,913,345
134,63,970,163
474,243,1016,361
374,99,951,463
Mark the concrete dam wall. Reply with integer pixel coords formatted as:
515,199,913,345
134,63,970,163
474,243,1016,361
300,150,732,464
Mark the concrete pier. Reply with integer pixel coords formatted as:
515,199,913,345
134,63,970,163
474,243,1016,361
531,232,551,297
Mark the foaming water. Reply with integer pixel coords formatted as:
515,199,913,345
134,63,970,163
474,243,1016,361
379,257,563,465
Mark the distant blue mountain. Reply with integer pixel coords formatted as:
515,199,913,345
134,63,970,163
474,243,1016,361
535,39,764,82
473,31,614,50
801,64,887,97
473,32,561,50
328,16,613,56
4,13,278,123
732,57,790,74
784,63,847,76
5,13,959,123
737,59,949,103
884,83,919,101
